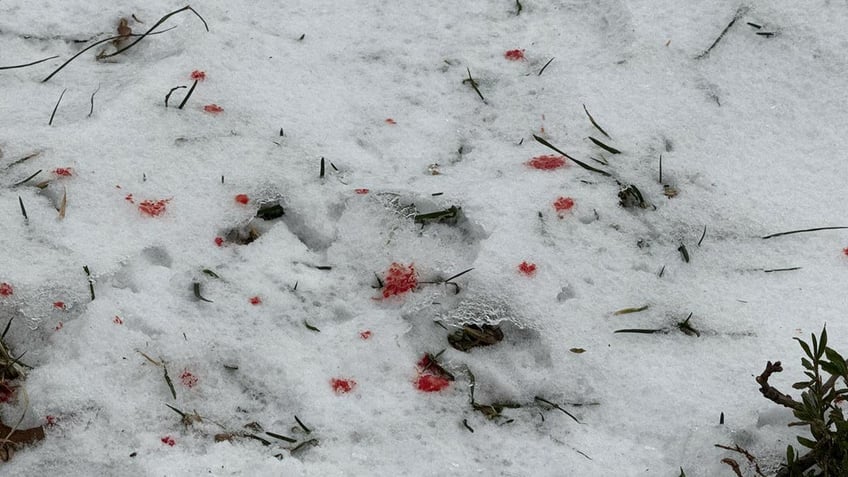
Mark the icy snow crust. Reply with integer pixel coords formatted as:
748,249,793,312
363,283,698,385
1,1,847,475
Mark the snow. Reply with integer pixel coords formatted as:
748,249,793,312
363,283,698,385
1,1,847,475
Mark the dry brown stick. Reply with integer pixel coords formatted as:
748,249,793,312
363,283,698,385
755,361,803,412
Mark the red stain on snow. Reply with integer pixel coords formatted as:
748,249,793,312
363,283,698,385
234,194,249,205
249,296,262,305
528,155,567,170
553,196,575,213
385,118,397,125
330,378,356,394
382,262,418,298
416,374,451,392
54,321,63,331
518,261,537,276
354,188,370,195
53,167,73,177
161,436,176,447
214,236,224,247
504,49,525,61
843,247,848,256
53,301,66,310
45,415,57,427
125,194,134,203
180,370,198,388
359,330,372,340
204,104,223,114
0,283,12,297
0,381,16,403
190,70,206,81
415,354,453,393
113,315,124,325
138,199,170,217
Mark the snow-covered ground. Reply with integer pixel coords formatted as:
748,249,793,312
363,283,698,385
1,1,847,475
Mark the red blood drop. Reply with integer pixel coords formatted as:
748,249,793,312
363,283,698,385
518,261,537,276
528,155,566,170
235,194,249,205
330,378,356,394
416,374,451,392
504,49,525,61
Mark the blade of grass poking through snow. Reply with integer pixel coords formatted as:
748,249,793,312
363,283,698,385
658,154,663,183
538,57,554,76
83,265,95,300
0,55,58,70
697,225,707,246
762,226,848,239
695,6,748,60
193,282,213,303
678,244,690,263
763,267,801,273
613,305,649,315
1,318,12,340
582,104,611,139
202,269,220,279
414,206,458,223
48,88,67,126
88,84,100,117
319,157,325,178
677,313,700,337
18,196,28,221
58,187,67,219
164,403,187,419
12,169,42,187
41,27,177,82
162,363,177,399
534,396,581,424
533,135,611,176
303,320,320,332
614,328,666,334
266,431,297,443
164,85,186,107
515,0,522,15
463,67,485,102
177,80,198,109
290,438,319,453
5,151,41,170
588,136,621,154
100,6,209,59
294,416,311,434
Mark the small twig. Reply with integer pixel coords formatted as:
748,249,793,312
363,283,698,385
537,57,554,76
720,458,744,477
515,0,523,15
462,419,474,432
303,320,321,332
48,88,67,126
755,361,802,412
613,305,649,315
265,431,297,443
714,444,767,477
319,157,325,178
177,80,198,109
0,55,58,70
762,226,848,239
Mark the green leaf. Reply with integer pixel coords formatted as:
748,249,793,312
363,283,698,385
786,444,795,465
797,436,817,449
824,347,847,373
801,358,814,371
795,338,814,360
819,327,828,356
